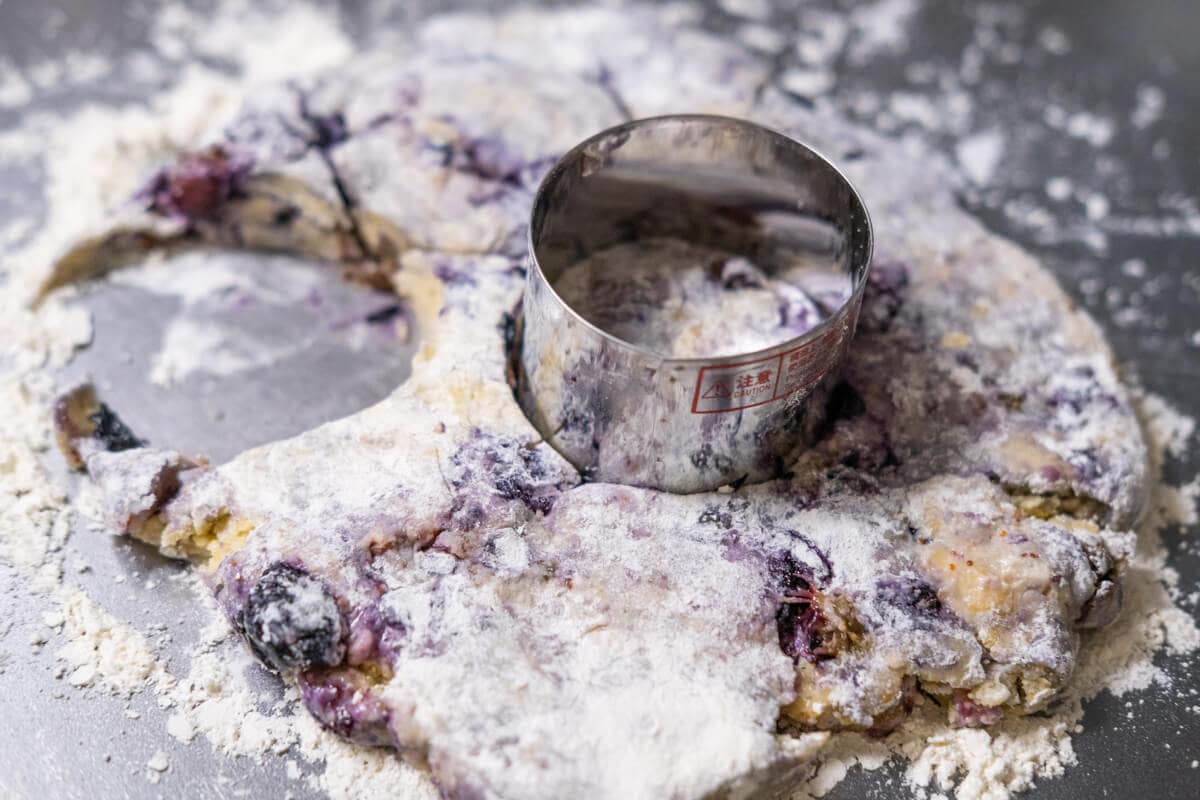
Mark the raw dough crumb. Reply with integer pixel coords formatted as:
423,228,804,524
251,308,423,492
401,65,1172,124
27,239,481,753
147,750,170,772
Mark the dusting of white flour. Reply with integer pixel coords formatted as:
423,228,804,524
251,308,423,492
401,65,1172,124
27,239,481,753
783,389,1200,800
0,1,1197,799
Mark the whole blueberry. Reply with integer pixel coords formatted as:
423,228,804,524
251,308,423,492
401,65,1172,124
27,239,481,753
89,403,144,452
241,563,346,672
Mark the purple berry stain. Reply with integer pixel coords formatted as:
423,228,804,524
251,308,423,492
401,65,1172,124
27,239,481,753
458,135,525,185
858,259,910,334
145,145,253,222
949,690,1004,728
298,667,393,747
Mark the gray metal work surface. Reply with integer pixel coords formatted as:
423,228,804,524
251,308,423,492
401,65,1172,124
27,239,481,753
0,1,1196,798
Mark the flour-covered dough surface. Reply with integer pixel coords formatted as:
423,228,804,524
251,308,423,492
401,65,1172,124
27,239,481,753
49,6,1148,800
553,237,830,358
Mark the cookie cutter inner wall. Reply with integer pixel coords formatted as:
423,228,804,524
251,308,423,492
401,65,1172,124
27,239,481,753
518,114,874,493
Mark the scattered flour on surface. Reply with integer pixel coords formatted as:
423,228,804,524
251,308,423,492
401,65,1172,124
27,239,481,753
110,251,381,387
955,129,1005,186
847,0,919,64
53,587,170,698
163,617,438,800
152,0,355,85
147,315,315,387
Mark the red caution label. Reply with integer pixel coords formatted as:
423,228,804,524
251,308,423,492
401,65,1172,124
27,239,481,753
690,323,845,414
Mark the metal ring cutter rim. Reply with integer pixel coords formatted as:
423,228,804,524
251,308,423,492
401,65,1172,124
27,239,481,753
525,112,875,367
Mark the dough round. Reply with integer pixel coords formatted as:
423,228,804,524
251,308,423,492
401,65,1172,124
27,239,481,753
52,7,1147,800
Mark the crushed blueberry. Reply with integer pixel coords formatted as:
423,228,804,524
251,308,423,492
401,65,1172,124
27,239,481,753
452,499,487,529
310,111,349,149
1046,387,1088,415
698,506,734,528
365,303,406,325
948,690,1004,728
451,432,574,515
721,530,754,562
725,495,751,513
876,577,943,617
144,146,253,222
454,135,525,185
954,351,979,372
298,668,392,746
292,86,352,151
1045,381,1120,422
241,563,346,672
776,587,826,664
858,259,909,334
345,604,407,665
434,261,478,287
770,552,834,664
1067,447,1102,482
89,403,146,453
782,529,833,582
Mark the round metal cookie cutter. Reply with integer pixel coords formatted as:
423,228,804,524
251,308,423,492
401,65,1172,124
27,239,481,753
516,114,873,493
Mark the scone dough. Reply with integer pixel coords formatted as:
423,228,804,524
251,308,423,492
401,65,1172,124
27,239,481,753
50,6,1146,800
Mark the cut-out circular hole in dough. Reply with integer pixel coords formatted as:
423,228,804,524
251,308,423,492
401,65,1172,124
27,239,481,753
56,248,417,463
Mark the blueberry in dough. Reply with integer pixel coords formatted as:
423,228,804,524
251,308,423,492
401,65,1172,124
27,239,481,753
241,563,346,672
143,145,253,223
53,383,145,468
42,6,1153,797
